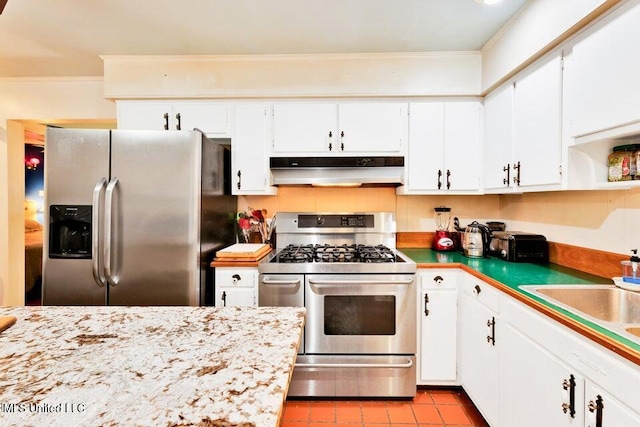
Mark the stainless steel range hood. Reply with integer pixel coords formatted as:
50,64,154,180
270,156,405,186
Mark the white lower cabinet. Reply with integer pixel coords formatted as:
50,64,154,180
500,296,640,427
500,322,585,427
419,269,640,427
417,270,458,384
458,274,501,427
214,267,258,307
584,382,640,427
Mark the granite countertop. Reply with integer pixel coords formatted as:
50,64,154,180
0,306,305,427
401,248,640,362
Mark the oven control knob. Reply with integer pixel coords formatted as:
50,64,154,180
316,216,324,225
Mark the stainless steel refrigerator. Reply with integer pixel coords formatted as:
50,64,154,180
42,127,237,306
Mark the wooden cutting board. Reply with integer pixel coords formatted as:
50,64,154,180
216,243,271,259
0,316,17,334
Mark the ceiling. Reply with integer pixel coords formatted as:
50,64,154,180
0,0,528,78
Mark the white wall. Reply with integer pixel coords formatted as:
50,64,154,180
0,77,115,305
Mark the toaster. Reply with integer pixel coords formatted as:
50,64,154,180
489,231,549,263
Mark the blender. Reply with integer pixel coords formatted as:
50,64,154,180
432,206,455,251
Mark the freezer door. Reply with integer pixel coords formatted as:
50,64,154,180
42,128,110,305
107,130,202,305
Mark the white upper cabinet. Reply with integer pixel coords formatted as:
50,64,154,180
338,103,406,153
570,0,640,140
272,102,406,155
117,101,174,131
483,53,563,193
513,53,563,189
272,103,337,153
403,101,482,194
117,100,231,136
483,83,514,192
231,103,277,195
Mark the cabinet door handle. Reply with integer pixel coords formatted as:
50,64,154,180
221,291,227,307
513,161,521,186
503,164,511,186
232,274,241,284
340,131,345,151
433,275,443,284
424,293,430,316
328,131,333,151
446,169,451,190
473,284,481,295
486,317,496,346
561,374,576,418
163,113,169,130
587,395,604,427
175,113,181,130
437,169,442,189
237,170,242,190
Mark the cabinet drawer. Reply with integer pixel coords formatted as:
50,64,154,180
460,275,501,313
215,268,257,288
419,270,458,290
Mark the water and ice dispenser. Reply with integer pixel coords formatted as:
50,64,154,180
48,205,92,259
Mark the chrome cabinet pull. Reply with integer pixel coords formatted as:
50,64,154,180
237,170,242,190
437,169,442,189
446,169,451,189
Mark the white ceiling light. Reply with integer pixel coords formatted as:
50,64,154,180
476,0,504,4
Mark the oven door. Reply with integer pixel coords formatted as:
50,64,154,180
305,274,416,355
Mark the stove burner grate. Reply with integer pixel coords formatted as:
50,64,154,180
273,244,397,263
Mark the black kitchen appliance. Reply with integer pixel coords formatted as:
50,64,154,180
489,231,549,263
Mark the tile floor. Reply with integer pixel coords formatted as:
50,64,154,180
282,387,489,427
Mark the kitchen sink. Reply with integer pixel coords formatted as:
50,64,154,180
520,284,640,345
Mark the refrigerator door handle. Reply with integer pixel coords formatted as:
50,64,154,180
104,177,119,287
92,178,108,287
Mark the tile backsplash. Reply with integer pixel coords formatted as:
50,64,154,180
242,186,640,255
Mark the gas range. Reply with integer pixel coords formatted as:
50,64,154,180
258,212,416,398
259,213,416,274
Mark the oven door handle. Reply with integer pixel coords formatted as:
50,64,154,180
296,358,414,369
308,279,414,286
261,279,301,287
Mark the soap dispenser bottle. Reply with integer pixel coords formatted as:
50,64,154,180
621,249,640,284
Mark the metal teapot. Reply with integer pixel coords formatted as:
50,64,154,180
462,221,491,258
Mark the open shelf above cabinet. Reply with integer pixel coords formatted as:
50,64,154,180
568,136,640,190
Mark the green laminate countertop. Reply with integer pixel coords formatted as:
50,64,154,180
401,248,609,286
401,248,640,360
